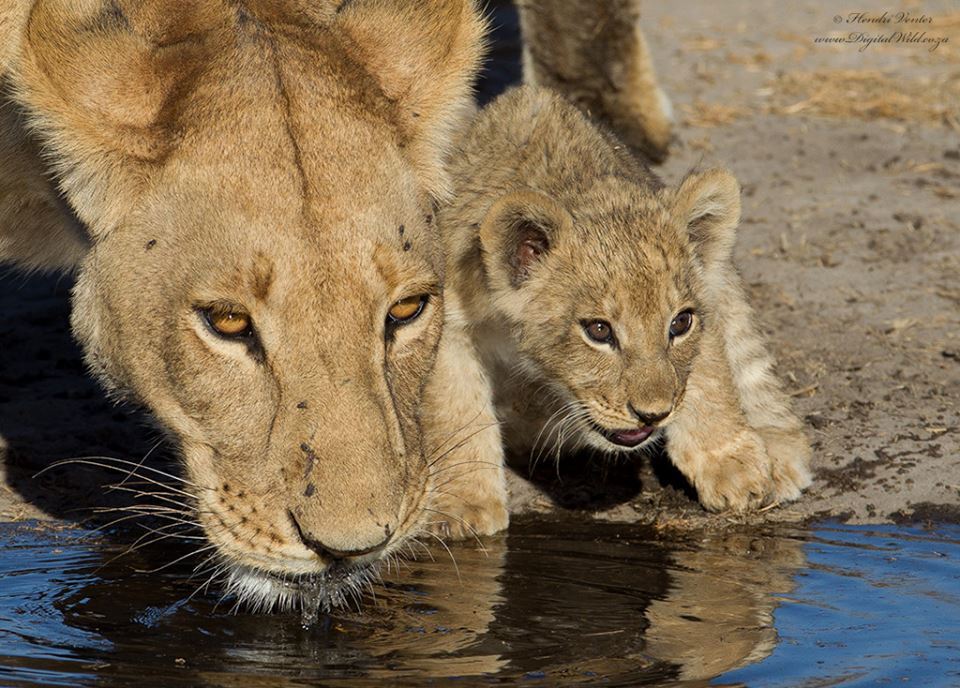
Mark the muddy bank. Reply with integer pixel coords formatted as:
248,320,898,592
1,0,958,528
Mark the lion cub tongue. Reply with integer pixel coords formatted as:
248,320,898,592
611,427,655,447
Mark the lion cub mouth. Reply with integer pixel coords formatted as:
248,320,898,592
594,425,658,448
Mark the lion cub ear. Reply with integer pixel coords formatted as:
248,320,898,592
336,0,486,199
479,190,573,291
673,169,742,269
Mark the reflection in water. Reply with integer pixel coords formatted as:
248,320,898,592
5,520,960,686
0,518,813,686
644,532,805,681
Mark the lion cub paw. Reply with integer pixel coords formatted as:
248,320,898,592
423,498,509,542
757,426,813,504
693,431,774,513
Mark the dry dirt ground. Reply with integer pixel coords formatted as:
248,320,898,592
1,0,958,530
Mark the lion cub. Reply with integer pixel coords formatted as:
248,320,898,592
440,86,812,512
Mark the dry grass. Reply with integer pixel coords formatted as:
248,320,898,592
681,101,750,128
770,69,960,126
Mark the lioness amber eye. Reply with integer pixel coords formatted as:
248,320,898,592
670,311,694,338
583,319,615,345
387,295,427,326
206,311,252,338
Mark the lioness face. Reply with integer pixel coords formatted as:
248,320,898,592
11,0,485,609
480,181,714,454
73,111,444,604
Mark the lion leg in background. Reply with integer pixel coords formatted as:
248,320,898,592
422,298,508,540
665,322,775,512
702,267,813,502
517,0,673,162
0,93,89,273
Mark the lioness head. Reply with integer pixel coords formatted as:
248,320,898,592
8,0,484,608
478,168,741,454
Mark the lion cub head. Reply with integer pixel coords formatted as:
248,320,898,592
448,87,742,455
6,0,484,609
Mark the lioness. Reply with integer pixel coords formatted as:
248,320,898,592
440,87,812,511
0,0,510,611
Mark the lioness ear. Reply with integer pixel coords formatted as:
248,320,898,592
10,0,216,233
336,0,486,199
479,190,573,290
674,169,742,268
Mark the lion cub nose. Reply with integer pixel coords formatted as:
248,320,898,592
288,512,393,563
628,403,672,427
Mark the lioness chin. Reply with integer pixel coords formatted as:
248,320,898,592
440,86,812,512
0,0,509,612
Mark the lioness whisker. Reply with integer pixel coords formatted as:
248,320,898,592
181,563,226,608
106,485,193,505
92,504,195,518
37,455,200,491
36,458,197,500
426,420,500,469
429,464,500,494
132,521,204,541
427,458,503,479
137,543,220,575
425,409,489,466
102,525,204,569
422,530,462,584
110,439,165,492
421,507,486,553
94,511,200,533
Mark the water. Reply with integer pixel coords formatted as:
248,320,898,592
0,518,958,687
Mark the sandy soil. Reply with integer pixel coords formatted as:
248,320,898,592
1,0,958,529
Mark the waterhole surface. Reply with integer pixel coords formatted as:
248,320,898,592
0,518,958,687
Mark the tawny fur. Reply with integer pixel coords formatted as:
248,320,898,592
0,95,88,272
0,0,507,605
439,86,811,512
517,0,673,162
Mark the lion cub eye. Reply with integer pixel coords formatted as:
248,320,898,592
204,309,253,339
669,310,695,339
387,295,428,327
582,319,616,346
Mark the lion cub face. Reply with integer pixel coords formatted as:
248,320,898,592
479,172,739,454
11,0,484,607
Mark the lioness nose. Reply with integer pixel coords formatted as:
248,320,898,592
628,403,672,427
289,512,393,562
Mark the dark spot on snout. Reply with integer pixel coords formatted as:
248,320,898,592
301,442,317,478
297,401,308,409
222,483,231,493
403,241,412,252
304,483,316,497
398,224,405,236
145,239,157,250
